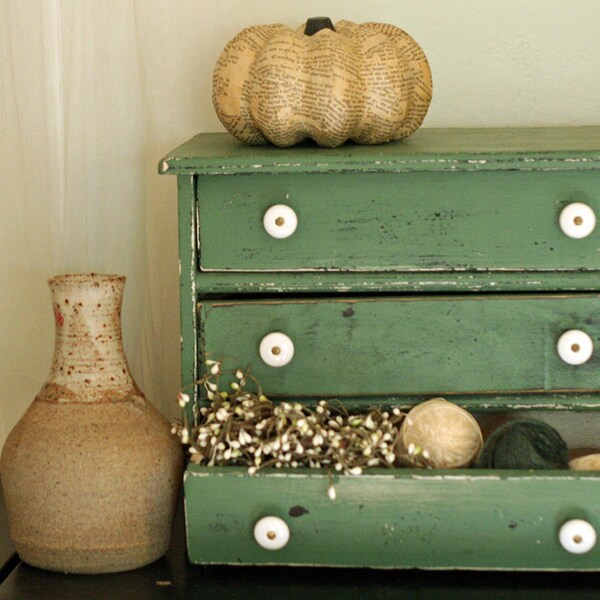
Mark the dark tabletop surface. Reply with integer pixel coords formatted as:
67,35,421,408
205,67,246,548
3,489,600,599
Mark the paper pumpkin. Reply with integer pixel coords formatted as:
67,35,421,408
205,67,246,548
212,17,432,147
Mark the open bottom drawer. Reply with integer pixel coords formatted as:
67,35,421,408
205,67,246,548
184,408,600,570
184,464,600,570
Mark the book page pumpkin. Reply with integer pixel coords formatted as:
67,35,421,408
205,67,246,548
212,18,432,148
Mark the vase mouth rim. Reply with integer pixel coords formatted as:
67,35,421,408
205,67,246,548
48,273,126,285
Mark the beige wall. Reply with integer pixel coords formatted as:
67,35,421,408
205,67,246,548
1,0,600,446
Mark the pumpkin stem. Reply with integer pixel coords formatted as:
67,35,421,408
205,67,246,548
304,17,335,36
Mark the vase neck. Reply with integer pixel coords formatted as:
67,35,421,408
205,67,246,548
42,274,140,403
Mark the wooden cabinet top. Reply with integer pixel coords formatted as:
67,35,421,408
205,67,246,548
160,127,600,176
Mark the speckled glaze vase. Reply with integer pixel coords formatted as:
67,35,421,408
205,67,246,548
0,273,183,573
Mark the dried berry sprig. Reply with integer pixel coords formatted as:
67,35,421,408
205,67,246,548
172,360,434,475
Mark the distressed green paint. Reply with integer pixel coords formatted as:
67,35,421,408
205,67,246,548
194,270,600,295
185,465,600,570
198,170,600,272
160,127,600,176
176,175,201,401
199,295,600,399
160,128,600,293
159,128,600,570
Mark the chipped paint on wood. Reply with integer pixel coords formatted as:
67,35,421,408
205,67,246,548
198,295,600,400
162,127,600,570
176,175,200,413
184,463,600,569
196,169,600,272
192,270,600,295
158,128,600,176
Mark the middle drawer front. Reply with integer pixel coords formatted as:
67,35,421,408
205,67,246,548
199,294,600,398
197,169,600,272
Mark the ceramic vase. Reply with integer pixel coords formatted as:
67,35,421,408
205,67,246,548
0,273,183,573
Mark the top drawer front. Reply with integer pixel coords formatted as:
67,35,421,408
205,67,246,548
198,170,600,272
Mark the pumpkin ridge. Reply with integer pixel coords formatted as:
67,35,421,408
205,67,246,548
212,24,288,145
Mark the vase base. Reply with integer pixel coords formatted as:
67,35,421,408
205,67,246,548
14,540,169,574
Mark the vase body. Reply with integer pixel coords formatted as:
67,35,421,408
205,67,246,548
0,273,183,573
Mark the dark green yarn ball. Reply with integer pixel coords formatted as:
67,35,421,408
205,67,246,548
476,419,569,469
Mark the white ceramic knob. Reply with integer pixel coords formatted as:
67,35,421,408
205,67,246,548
559,203,596,239
557,330,594,365
263,204,298,239
254,516,290,550
559,519,596,554
259,332,294,367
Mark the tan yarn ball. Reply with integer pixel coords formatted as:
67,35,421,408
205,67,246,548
400,398,483,468
570,454,600,470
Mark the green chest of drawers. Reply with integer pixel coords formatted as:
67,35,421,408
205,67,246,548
161,127,600,570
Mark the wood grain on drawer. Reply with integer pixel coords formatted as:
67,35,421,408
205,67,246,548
198,295,600,398
197,170,600,272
